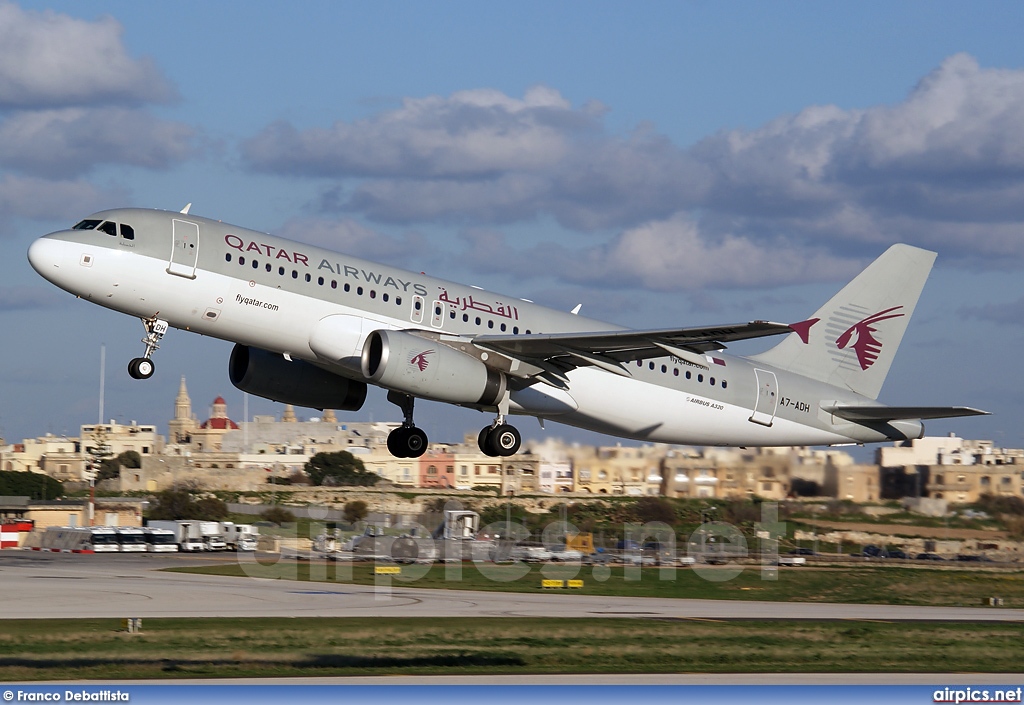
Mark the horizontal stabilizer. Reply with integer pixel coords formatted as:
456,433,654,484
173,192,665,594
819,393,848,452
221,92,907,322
824,405,989,422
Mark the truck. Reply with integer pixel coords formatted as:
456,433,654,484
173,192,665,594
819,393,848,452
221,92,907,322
143,527,179,552
115,527,147,553
148,520,205,552
219,522,258,551
199,521,227,551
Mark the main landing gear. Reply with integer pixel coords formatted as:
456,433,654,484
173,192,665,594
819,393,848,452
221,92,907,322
478,416,522,458
386,391,429,458
384,392,523,458
128,316,168,380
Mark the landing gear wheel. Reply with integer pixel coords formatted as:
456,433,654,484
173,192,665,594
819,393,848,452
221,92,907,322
387,428,409,457
127,357,154,380
490,424,521,457
479,424,521,457
388,426,428,458
479,426,498,457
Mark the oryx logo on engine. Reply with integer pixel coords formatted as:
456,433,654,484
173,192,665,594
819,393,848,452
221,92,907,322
410,350,434,372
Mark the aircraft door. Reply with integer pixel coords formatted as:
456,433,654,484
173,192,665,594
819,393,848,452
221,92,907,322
410,295,425,324
430,300,444,328
167,219,200,279
749,369,778,427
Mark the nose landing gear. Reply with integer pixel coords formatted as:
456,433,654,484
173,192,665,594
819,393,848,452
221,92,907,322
128,315,168,380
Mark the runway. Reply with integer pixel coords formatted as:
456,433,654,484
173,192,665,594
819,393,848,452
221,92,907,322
2,550,1023,622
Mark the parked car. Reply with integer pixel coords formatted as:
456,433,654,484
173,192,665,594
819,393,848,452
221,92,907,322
788,548,817,556
955,554,993,562
915,553,945,561
886,549,908,559
862,544,887,558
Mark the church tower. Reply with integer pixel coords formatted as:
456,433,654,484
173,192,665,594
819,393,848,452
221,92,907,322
168,376,197,444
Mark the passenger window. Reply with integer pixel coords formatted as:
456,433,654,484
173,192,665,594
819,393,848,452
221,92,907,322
98,221,117,236
120,224,135,240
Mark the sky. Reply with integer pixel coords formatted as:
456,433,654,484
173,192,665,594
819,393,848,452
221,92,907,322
1,1,1022,452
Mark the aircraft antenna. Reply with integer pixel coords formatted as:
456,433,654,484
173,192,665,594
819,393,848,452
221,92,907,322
180,203,192,214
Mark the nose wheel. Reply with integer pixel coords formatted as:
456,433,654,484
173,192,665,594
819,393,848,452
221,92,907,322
128,357,155,380
128,315,168,380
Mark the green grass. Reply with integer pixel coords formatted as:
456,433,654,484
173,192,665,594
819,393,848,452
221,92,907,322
1,617,1023,680
166,560,1024,608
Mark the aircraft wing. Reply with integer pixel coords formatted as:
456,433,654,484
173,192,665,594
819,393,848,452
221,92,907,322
824,405,990,421
472,320,793,380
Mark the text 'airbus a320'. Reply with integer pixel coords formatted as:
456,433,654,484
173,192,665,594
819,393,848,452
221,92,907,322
28,206,986,458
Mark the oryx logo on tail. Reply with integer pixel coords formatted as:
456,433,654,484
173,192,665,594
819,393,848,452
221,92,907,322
835,306,904,370
410,350,434,372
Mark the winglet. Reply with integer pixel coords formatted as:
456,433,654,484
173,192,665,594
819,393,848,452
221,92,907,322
789,318,819,345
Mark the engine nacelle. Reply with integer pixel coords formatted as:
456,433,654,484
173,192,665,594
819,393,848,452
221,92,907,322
361,330,506,406
229,344,367,411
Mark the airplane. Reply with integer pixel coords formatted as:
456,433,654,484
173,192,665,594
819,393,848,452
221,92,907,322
27,206,987,458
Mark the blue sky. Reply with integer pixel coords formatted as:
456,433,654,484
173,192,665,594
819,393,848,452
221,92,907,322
1,1,1022,451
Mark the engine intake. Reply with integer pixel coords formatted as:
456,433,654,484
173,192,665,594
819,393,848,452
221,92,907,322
229,344,367,410
361,330,506,406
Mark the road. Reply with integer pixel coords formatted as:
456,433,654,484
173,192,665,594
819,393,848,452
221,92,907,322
2,550,1023,621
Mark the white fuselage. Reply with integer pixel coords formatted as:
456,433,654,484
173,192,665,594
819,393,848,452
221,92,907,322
28,208,907,448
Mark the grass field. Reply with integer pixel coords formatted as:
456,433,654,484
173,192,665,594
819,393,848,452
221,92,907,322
2,616,1024,680
167,560,1024,608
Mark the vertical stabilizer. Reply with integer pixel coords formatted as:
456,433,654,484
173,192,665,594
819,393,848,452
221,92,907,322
750,244,936,400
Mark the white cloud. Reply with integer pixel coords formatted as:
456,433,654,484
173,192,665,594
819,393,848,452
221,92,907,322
243,86,584,179
0,2,174,109
278,217,428,266
0,108,197,178
243,54,1024,290
0,174,121,234
458,215,855,291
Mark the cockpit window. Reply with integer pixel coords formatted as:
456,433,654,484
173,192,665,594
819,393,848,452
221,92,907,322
72,219,101,230
98,221,117,236
120,224,135,240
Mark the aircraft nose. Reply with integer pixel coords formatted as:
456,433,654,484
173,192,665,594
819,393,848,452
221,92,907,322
27,237,65,279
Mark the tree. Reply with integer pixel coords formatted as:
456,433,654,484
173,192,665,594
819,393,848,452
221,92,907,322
95,451,142,482
635,497,677,525
0,470,63,499
84,428,113,483
343,500,368,524
304,451,379,487
260,506,295,525
148,489,229,521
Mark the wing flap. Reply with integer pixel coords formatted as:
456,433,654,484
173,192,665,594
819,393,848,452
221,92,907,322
474,320,792,369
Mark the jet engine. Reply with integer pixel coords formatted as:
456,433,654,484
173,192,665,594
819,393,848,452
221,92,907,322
229,344,367,410
361,330,506,406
